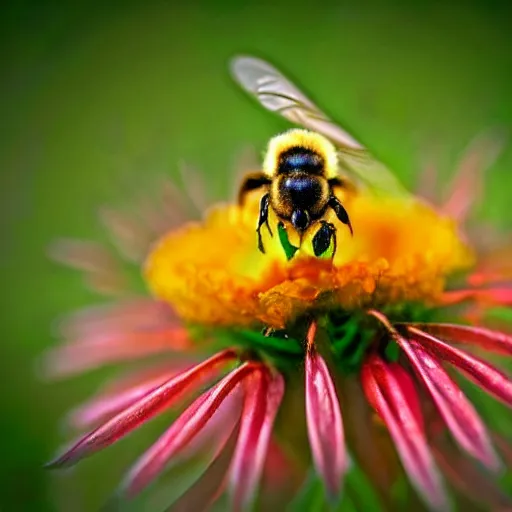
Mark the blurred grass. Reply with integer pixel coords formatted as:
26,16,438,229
0,0,511,510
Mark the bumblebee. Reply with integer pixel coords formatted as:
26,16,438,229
238,129,353,257
231,55,412,259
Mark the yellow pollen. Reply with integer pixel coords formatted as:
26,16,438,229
144,188,473,328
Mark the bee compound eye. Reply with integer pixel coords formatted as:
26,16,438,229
291,209,310,231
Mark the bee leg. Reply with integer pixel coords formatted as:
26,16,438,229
257,193,272,253
328,196,353,236
312,221,337,258
238,172,271,205
328,176,346,189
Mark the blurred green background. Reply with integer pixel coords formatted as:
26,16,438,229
1,0,511,510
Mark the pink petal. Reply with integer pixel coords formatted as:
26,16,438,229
407,327,512,408
433,442,512,511
176,383,243,462
371,312,500,469
361,355,448,511
100,207,154,262
261,439,295,490
43,298,184,378
440,289,477,305
46,349,238,468
48,239,126,295
168,431,238,512
44,326,190,378
305,322,346,499
442,130,505,222
178,162,210,215
57,298,176,339
123,362,258,496
416,157,439,204
401,337,500,470
468,271,511,287
228,369,284,511
158,178,191,227
99,176,192,263
68,364,190,430
492,433,512,467
442,287,512,307
468,244,512,286
407,322,512,356
478,287,512,306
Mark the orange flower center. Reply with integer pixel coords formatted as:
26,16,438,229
144,189,473,328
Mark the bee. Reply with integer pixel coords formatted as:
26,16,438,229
238,128,353,257
231,55,412,259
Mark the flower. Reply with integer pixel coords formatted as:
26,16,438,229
45,127,512,511
145,185,473,329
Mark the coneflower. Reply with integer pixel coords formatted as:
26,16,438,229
44,56,512,511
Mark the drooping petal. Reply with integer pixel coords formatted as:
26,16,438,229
48,239,126,295
43,298,186,378
407,327,512,408
168,428,239,512
401,337,500,470
468,242,512,286
305,322,346,499
57,298,176,339
441,130,505,223
99,174,193,263
68,364,191,430
178,161,210,215
406,322,512,356
123,362,258,497
134,181,190,236
46,349,238,468
441,287,512,308
361,355,448,511
44,326,190,378
228,369,284,512
492,433,512,467
370,311,500,470
176,383,243,462
433,441,512,511
468,271,512,288
99,207,155,263
336,375,401,507
260,439,297,496
416,155,439,204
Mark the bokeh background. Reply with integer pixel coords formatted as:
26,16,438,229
1,0,512,510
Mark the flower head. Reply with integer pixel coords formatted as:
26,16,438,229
45,56,512,511
146,188,472,328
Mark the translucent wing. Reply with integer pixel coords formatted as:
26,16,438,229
230,55,412,199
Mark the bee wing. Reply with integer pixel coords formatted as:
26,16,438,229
230,55,412,199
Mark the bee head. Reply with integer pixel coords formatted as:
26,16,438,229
277,147,324,175
263,129,338,179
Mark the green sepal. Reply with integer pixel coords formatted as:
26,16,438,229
327,313,374,373
486,306,512,325
287,470,328,512
236,328,303,356
342,458,384,512
288,461,384,512
384,339,400,362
